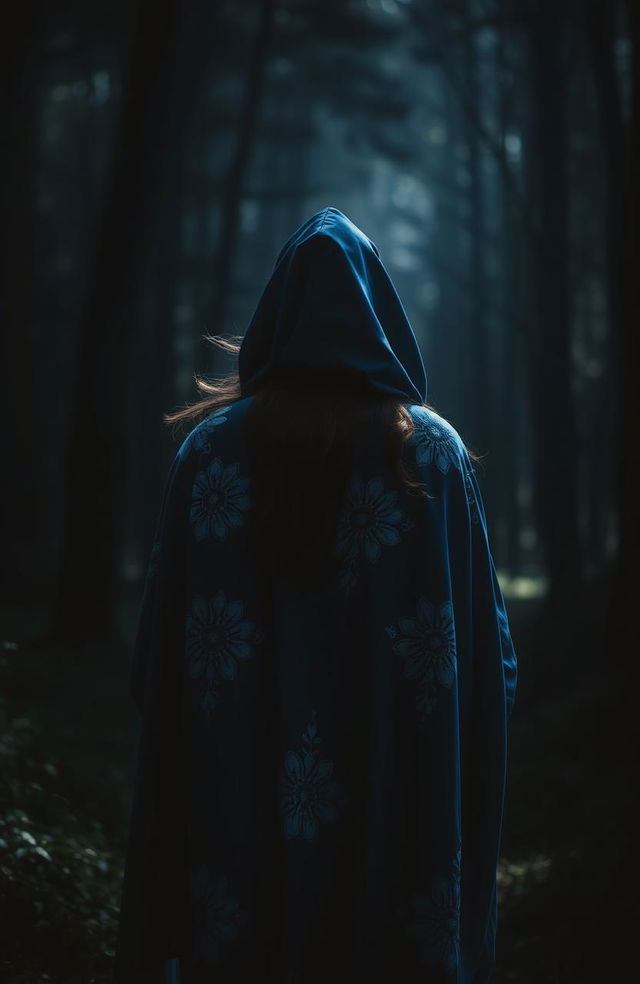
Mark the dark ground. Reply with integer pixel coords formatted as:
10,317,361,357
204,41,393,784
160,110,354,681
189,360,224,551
0,574,632,983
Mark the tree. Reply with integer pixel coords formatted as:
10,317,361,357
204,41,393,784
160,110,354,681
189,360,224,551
0,4,46,601
585,0,638,663
205,0,276,350
529,0,582,597
53,0,186,640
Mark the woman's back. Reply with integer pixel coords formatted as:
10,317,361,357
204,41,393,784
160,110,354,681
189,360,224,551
114,208,517,984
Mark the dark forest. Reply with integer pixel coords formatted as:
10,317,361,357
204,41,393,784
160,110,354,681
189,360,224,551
1,0,637,981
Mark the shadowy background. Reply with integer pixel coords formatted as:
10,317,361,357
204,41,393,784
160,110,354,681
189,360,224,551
1,1,637,981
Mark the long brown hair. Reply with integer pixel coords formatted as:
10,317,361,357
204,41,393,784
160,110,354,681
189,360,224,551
166,335,433,588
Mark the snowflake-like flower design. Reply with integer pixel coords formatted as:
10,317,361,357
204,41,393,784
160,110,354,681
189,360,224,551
190,458,252,540
406,847,462,975
186,592,264,715
280,710,340,840
334,476,413,588
386,599,457,717
189,868,248,965
192,408,229,454
410,413,460,475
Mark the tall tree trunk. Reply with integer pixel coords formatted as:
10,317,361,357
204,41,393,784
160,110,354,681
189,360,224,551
582,295,611,577
495,6,523,577
582,0,621,575
621,2,640,642
52,0,183,641
128,179,184,577
585,0,638,667
422,74,460,421
530,0,582,599
0,5,45,601
205,0,275,360
127,0,224,582
463,1,491,464
280,87,315,245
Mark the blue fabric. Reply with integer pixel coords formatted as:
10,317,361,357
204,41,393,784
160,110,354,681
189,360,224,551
114,207,517,983
238,206,427,404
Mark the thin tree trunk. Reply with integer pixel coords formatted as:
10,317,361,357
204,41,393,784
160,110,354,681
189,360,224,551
0,5,45,601
128,0,224,580
128,182,183,574
495,5,522,577
52,0,183,640
616,1,639,668
529,0,582,599
205,0,275,357
423,73,462,421
463,0,490,462
585,0,637,661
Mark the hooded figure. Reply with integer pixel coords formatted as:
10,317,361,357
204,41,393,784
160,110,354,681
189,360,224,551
114,206,517,984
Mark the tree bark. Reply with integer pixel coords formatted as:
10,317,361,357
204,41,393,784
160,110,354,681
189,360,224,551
0,4,45,601
529,0,582,599
495,3,523,577
127,0,224,584
463,0,491,463
52,0,184,640
585,0,638,665
205,0,275,361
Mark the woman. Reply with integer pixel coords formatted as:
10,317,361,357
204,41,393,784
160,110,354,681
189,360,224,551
114,206,517,983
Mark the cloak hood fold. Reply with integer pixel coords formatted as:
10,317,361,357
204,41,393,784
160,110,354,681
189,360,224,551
238,206,427,404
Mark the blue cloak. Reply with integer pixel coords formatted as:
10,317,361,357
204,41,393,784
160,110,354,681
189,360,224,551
114,207,517,983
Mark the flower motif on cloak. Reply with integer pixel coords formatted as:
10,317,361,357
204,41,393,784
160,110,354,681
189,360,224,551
410,412,460,475
189,868,248,965
334,476,413,588
191,407,229,454
190,458,252,540
280,710,340,840
406,846,462,974
186,592,264,715
386,600,457,718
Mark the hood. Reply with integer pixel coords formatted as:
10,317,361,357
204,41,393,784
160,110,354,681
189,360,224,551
238,206,427,404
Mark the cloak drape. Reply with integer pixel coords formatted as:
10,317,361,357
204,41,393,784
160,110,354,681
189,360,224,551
114,207,517,984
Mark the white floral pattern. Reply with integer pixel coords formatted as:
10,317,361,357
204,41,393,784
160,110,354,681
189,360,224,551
410,412,460,474
334,476,413,588
190,458,252,540
280,711,340,840
406,846,462,974
186,592,264,715
189,868,248,965
192,408,229,455
386,600,457,718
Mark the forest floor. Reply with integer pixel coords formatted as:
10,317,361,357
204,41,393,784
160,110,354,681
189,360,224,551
0,578,632,983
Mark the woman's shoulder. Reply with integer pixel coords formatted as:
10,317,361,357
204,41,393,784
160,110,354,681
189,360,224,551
403,404,469,474
178,397,254,459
